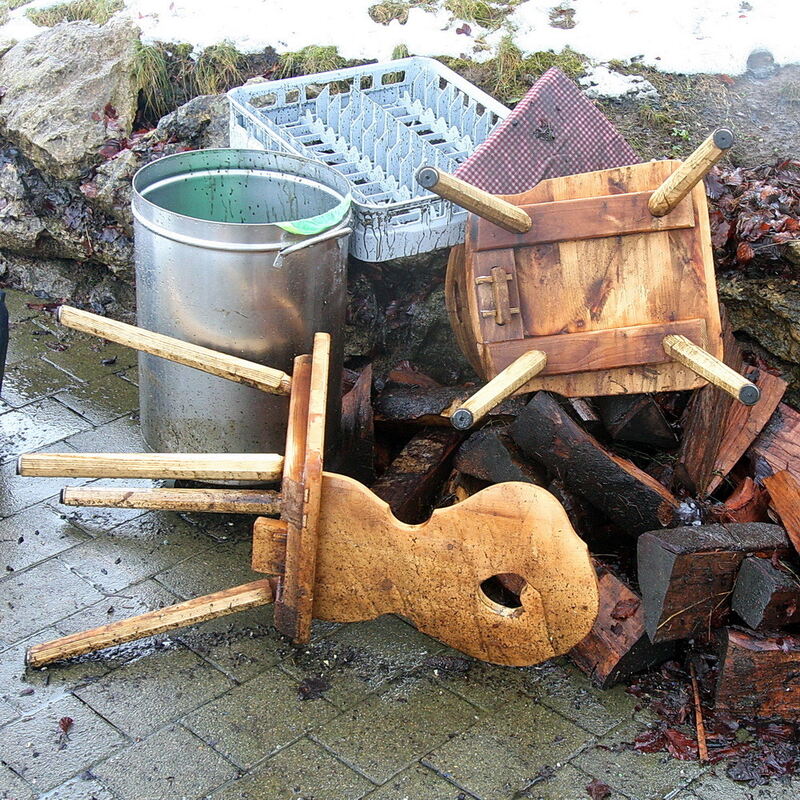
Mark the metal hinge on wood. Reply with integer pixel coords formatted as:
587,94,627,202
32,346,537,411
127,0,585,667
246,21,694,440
476,266,520,326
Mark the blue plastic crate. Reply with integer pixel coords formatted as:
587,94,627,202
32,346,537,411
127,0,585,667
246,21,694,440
228,57,509,261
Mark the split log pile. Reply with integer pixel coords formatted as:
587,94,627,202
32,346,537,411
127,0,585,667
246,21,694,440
348,335,800,729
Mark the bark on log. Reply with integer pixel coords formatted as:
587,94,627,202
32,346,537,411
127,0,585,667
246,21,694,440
570,561,675,689
511,391,688,534
374,382,525,427
731,555,800,631
454,426,544,485
595,394,678,450
637,523,790,643
371,428,463,523
716,627,800,720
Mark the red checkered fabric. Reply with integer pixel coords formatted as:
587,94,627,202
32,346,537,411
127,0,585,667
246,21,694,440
455,67,639,194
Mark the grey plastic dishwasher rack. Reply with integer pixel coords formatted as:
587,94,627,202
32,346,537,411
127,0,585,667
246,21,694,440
228,57,509,261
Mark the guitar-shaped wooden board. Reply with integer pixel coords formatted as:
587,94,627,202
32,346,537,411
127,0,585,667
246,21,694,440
254,473,599,666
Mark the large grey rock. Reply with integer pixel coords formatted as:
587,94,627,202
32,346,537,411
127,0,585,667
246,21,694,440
81,94,230,230
718,274,800,364
0,20,139,180
0,145,133,275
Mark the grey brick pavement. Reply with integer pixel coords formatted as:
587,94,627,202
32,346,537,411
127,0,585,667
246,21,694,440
0,289,796,799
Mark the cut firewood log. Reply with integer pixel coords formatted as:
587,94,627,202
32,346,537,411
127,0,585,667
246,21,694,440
594,395,678,450
454,426,544,485
374,382,525,428
763,470,800,558
637,523,790,643
546,479,600,544
511,391,688,534
716,627,800,720
570,561,675,689
567,398,604,437
676,313,744,494
339,364,374,483
748,403,800,483
707,477,769,524
371,428,463,523
731,555,800,631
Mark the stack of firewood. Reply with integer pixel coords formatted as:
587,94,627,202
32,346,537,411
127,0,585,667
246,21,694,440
344,319,800,723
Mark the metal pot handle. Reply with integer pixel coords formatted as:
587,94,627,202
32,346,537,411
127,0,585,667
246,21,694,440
274,227,352,267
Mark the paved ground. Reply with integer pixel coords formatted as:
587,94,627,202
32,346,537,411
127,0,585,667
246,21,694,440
0,288,796,800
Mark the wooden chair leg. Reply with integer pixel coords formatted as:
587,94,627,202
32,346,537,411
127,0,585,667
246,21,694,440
663,334,760,405
61,486,282,515
451,349,547,430
26,579,277,668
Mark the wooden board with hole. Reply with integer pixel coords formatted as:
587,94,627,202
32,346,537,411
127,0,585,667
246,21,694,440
253,474,599,666
446,160,723,397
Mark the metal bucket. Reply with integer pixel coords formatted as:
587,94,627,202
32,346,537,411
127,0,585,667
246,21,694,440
132,149,351,459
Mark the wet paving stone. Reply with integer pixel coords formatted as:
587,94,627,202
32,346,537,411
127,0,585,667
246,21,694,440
176,605,291,684
0,443,90,518
0,397,92,464
184,666,339,769
314,675,480,785
363,763,472,799
4,319,57,369
93,724,237,800
40,332,137,384
0,559,104,646
517,763,632,799
424,700,591,800
674,772,798,799
529,659,638,736
58,511,214,594
571,721,705,800
155,538,262,600
75,644,234,739
0,693,127,793
0,629,113,716
0,358,79,409
209,737,374,800
55,372,139,425
43,773,117,800
64,413,144,453
280,615,446,711
0,502,88,574
0,763,34,800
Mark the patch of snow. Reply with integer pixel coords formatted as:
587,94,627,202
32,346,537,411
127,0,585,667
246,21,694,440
0,0,796,77
579,66,658,100
509,0,797,76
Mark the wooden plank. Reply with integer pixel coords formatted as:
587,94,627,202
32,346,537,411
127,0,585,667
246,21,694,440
17,452,284,482
61,486,282,515
715,627,800,720
255,472,599,667
570,562,675,689
731,555,800,630
472,249,525,344
750,404,800,483
637,523,790,643
702,369,787,495
474,190,695,253
371,428,464,524
485,318,707,380
274,334,330,644
510,391,685,534
26,579,276,667
763,470,800,557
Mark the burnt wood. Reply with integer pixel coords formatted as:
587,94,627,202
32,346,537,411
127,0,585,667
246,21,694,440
731,555,800,631
511,391,685,534
595,394,678,450
454,426,544,485
371,428,463,524
637,523,790,643
570,561,676,689
716,627,800,720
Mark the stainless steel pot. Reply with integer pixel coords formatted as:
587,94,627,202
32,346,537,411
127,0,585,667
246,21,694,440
132,149,351,458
